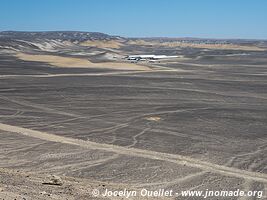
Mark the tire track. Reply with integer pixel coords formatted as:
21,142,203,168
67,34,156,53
0,122,267,183
0,69,179,79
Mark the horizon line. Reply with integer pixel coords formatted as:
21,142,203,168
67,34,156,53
1,30,267,41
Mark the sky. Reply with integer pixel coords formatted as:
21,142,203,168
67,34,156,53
0,0,267,39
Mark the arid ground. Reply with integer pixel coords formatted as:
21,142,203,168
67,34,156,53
0,32,267,199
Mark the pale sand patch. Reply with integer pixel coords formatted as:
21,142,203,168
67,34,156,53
146,116,161,122
16,53,151,71
80,40,124,49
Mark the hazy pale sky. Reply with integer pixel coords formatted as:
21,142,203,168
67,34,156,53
1,0,267,39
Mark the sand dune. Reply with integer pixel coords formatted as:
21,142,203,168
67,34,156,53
16,53,150,70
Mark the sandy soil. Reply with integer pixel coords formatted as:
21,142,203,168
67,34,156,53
80,40,124,49
1,122,266,183
16,53,151,71
0,167,160,200
1,34,267,200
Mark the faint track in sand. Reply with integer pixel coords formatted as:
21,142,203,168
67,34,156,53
0,95,79,117
0,69,181,79
0,122,267,183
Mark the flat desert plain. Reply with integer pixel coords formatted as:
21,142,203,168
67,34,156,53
0,32,266,199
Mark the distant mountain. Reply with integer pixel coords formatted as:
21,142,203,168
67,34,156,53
0,31,265,52
0,31,122,41
1,31,265,44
